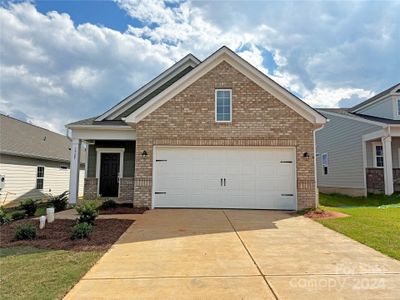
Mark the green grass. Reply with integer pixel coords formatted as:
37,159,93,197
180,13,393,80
318,193,400,260
0,247,104,300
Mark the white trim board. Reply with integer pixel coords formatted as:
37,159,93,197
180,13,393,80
124,47,326,125
95,148,125,197
96,54,200,121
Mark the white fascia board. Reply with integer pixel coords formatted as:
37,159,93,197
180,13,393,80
96,55,200,121
125,48,326,125
70,128,136,140
67,125,133,130
320,110,387,127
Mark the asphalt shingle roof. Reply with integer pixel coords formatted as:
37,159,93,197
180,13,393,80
318,108,400,124
0,114,84,163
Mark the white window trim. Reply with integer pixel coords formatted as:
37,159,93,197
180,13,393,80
36,165,45,190
215,89,232,123
321,153,328,175
96,148,125,197
372,142,384,168
397,98,400,116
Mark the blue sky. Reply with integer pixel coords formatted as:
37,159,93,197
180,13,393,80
0,0,399,132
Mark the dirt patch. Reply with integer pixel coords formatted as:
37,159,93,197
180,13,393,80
99,206,148,215
304,210,349,220
0,219,133,251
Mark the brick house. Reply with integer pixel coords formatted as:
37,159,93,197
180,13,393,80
66,46,326,211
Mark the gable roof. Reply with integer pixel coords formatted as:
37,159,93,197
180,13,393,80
1,114,84,163
350,82,400,113
124,46,326,125
96,53,200,121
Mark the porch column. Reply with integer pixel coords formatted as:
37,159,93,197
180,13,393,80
382,136,393,195
69,138,81,204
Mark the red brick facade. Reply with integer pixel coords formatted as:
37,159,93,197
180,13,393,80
133,61,318,210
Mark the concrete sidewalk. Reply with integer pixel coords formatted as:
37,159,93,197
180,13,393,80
65,209,400,299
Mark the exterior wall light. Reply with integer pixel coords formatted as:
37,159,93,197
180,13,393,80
142,150,148,160
303,152,310,160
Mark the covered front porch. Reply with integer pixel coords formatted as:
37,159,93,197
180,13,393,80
68,125,137,204
363,127,400,195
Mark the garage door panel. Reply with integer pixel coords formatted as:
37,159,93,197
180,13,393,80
154,147,296,210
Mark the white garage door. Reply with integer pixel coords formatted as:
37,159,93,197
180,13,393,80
153,147,296,210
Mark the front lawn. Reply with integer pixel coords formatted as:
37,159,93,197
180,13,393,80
0,246,103,300
318,193,400,260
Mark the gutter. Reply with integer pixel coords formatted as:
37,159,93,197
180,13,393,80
313,122,327,208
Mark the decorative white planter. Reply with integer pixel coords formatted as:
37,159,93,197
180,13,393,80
46,207,55,223
39,215,46,229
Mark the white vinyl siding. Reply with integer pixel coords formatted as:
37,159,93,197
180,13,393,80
316,113,381,189
0,154,84,204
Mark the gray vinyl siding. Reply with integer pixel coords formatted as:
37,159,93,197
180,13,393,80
0,154,85,204
358,96,394,120
87,141,136,177
316,113,381,188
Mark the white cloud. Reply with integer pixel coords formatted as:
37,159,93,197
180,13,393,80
1,1,399,132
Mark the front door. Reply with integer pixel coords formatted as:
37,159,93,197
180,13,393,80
100,153,120,197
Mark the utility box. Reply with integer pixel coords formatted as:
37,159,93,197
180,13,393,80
0,175,5,190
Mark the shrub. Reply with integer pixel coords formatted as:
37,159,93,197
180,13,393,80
20,199,37,217
48,191,69,212
11,211,26,220
100,199,117,210
0,207,11,225
76,201,98,225
15,224,36,240
71,222,93,240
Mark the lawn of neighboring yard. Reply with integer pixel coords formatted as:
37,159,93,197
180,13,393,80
0,247,103,300
318,193,400,261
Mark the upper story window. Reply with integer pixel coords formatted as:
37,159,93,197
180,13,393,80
397,99,400,116
215,89,232,122
36,166,44,189
373,142,384,168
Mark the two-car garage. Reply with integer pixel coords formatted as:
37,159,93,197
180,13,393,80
153,147,297,210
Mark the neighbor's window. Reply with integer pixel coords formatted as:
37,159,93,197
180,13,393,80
397,99,400,115
374,144,384,167
322,153,328,175
215,89,232,122
36,166,44,189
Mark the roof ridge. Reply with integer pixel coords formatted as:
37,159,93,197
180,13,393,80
0,113,66,137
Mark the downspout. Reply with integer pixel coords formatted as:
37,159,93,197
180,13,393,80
313,121,327,208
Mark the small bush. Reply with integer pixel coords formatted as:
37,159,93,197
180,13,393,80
76,201,98,225
15,224,36,240
0,207,11,225
11,211,26,220
71,222,92,240
48,191,69,212
20,199,37,217
100,199,117,210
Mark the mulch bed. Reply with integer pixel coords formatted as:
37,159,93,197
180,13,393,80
304,209,349,220
99,205,148,215
0,218,134,251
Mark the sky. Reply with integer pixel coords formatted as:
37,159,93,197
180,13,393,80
0,0,399,133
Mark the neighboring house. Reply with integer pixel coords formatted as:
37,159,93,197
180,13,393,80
0,114,85,205
66,46,326,210
316,83,400,196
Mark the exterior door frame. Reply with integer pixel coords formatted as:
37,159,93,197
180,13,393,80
96,148,125,197
151,145,298,210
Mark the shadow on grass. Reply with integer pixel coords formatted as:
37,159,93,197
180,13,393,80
320,193,400,207
0,246,50,258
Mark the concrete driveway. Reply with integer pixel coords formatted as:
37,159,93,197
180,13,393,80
65,209,400,299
